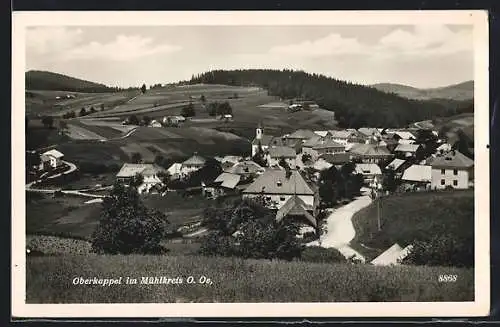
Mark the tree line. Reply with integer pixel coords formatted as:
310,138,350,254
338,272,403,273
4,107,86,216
189,69,473,128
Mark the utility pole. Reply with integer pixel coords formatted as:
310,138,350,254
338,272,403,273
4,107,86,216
377,194,381,231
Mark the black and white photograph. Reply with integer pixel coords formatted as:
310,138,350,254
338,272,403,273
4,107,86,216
12,10,490,317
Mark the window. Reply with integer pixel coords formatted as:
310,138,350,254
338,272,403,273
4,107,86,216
280,196,286,201
453,169,458,175
441,169,446,175
441,179,445,185
453,180,458,186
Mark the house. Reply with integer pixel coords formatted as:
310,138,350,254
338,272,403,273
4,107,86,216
401,165,432,190
149,120,162,128
224,160,265,182
202,172,241,199
167,163,182,180
39,149,64,170
116,163,165,194
392,130,416,141
358,128,382,139
163,115,186,126
266,146,297,168
349,143,393,164
313,130,331,138
313,158,333,171
394,143,421,158
283,129,317,146
275,195,317,228
312,138,345,156
355,163,382,183
180,154,206,176
430,150,474,189
242,169,318,215
318,153,351,167
370,243,414,266
301,135,323,158
385,158,407,177
328,130,359,146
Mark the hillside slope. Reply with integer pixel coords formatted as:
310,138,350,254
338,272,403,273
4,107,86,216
189,69,472,128
26,70,117,93
372,81,473,101
26,255,473,303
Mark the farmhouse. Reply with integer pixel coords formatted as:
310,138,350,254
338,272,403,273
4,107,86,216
224,160,265,181
385,158,407,177
275,195,317,228
116,163,165,194
181,154,207,176
394,143,421,158
242,169,318,215
149,120,162,128
401,165,432,191
349,143,393,164
318,153,351,167
163,115,186,126
430,150,474,190
266,146,297,168
202,172,242,199
283,129,317,145
328,130,359,146
355,163,382,184
312,138,345,156
167,163,182,180
39,149,64,170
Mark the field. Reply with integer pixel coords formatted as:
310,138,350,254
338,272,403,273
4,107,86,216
351,190,474,261
57,141,130,166
26,192,102,240
26,90,138,117
26,254,473,303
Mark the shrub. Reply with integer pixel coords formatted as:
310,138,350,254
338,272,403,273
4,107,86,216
299,246,346,264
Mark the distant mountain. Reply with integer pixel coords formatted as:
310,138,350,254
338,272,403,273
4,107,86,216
371,81,473,101
189,69,473,128
25,70,116,93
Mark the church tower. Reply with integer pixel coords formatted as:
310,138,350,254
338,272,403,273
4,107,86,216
256,123,263,140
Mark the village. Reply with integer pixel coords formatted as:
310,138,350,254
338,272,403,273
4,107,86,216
28,115,474,265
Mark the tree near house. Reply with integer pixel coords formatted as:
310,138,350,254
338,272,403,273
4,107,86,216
58,120,68,135
381,166,397,193
301,153,312,164
142,115,152,126
141,83,147,94
41,116,54,129
79,107,87,117
252,142,268,167
181,102,196,117
131,152,142,164
199,198,303,261
278,157,290,170
130,173,144,189
128,114,140,126
91,181,170,254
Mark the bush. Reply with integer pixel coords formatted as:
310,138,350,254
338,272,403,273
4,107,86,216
91,181,170,254
299,246,346,264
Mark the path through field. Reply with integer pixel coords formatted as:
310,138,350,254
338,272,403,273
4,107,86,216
308,188,372,262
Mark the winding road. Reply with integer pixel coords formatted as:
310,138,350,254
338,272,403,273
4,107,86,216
308,188,372,262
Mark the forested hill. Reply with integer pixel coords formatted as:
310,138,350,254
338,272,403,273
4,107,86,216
26,70,121,93
188,69,473,128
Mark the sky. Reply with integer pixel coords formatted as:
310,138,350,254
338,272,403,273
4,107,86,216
25,25,474,89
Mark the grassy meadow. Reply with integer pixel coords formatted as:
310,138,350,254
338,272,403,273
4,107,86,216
351,190,474,261
26,254,474,303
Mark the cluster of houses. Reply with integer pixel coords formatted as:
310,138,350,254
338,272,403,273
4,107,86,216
113,124,474,233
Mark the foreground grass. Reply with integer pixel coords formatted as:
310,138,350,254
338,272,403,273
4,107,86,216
351,190,474,261
26,255,473,303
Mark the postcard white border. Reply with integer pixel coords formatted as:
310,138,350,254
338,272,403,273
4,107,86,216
12,10,490,318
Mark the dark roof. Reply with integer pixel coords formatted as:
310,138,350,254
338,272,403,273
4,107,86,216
252,135,275,146
430,150,474,169
243,169,315,195
349,143,392,157
312,138,345,150
268,146,296,158
319,153,350,165
225,160,265,175
275,195,317,228
116,163,165,178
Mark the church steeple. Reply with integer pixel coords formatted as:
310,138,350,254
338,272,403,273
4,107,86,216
256,122,263,140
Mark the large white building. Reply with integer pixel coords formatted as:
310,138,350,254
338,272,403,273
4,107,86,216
116,163,165,194
430,150,474,189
